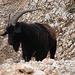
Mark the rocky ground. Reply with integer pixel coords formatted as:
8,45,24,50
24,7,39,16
0,0,75,75
0,58,75,75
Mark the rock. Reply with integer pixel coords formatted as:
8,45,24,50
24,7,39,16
42,58,55,65
33,70,46,75
34,0,38,3
45,13,50,19
45,69,53,75
22,64,34,73
47,0,54,2
42,0,46,2
19,60,25,63
52,62,59,69
3,58,13,64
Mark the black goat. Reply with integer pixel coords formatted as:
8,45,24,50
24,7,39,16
1,9,57,61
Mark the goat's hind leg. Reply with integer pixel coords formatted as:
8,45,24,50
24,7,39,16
50,41,57,59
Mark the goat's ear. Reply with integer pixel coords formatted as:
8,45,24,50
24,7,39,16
13,42,20,52
15,25,22,33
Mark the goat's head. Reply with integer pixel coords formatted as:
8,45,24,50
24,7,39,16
1,9,38,51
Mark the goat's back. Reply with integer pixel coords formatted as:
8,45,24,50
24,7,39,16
42,23,56,40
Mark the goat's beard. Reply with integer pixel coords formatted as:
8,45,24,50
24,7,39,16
13,42,20,52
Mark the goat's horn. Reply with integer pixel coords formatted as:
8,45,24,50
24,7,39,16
9,9,39,25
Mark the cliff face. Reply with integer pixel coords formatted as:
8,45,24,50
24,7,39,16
23,0,75,60
0,0,75,64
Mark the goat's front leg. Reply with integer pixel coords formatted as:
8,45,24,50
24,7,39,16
22,43,29,61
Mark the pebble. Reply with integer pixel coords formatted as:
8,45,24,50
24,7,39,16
19,64,34,73
42,58,55,65
42,0,46,2
47,0,54,2
34,0,38,3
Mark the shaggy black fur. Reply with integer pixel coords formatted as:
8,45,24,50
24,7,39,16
2,22,57,61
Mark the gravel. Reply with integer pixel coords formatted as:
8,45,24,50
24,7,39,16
0,58,75,75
